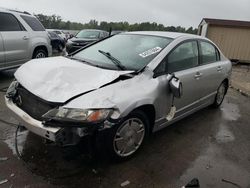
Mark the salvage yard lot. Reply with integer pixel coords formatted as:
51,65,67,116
0,67,250,188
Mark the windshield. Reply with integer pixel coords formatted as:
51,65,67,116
73,34,173,70
48,31,58,38
54,31,61,34
76,30,100,39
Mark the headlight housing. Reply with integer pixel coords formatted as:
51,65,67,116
6,81,18,98
42,107,113,124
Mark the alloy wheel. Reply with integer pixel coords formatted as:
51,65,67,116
113,118,145,157
35,52,46,58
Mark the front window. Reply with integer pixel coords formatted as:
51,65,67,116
167,41,199,73
76,30,100,39
73,34,173,70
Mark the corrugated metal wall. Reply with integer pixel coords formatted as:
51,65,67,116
207,25,250,62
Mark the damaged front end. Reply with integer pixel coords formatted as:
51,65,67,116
42,107,121,146
5,81,121,147
47,118,121,146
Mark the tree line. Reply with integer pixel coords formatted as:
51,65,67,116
35,14,198,34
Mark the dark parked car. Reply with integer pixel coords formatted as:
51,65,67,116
66,29,109,54
111,30,125,35
48,31,65,52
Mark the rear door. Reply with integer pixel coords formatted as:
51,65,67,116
0,32,5,69
197,40,224,103
166,40,203,116
0,12,29,67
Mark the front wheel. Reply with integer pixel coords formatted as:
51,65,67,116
213,82,227,107
105,110,149,161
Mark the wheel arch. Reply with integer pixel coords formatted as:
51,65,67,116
128,104,156,133
222,78,229,93
32,45,48,58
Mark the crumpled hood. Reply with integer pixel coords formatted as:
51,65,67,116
15,56,131,103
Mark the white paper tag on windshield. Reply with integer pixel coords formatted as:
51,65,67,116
139,47,162,58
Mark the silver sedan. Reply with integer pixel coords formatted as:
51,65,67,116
5,31,231,160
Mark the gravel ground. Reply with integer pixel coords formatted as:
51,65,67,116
231,64,250,96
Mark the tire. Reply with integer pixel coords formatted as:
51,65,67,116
212,81,227,108
105,110,149,161
32,49,48,59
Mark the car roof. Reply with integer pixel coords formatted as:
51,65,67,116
0,7,31,16
126,31,199,39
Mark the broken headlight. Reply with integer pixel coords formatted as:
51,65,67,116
42,107,113,123
6,81,19,98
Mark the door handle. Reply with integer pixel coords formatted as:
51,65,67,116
194,72,202,79
23,36,29,40
217,66,223,72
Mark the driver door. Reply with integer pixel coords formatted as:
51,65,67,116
166,40,203,117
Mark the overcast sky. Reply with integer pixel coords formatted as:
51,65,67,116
1,0,250,28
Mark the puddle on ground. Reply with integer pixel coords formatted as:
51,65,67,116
4,130,28,155
215,124,235,143
180,144,250,187
212,102,239,143
221,102,240,121
181,98,247,187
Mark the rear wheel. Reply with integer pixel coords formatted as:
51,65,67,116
32,49,47,59
213,82,227,107
105,110,149,161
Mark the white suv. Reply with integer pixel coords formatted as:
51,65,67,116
0,8,52,71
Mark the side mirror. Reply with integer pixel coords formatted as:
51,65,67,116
169,76,183,98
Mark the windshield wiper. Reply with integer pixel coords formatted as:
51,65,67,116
98,50,126,70
68,56,103,68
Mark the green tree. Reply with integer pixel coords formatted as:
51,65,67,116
34,13,198,34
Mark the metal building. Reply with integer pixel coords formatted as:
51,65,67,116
198,18,250,63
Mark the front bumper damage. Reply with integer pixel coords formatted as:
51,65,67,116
5,97,59,141
5,97,118,146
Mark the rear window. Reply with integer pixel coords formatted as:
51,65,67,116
54,31,62,34
200,41,219,64
0,12,23,31
21,15,45,31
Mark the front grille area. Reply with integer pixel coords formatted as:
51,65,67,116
15,85,60,121
66,46,81,53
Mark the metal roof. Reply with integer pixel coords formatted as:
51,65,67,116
126,31,198,39
201,18,250,28
0,7,31,15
